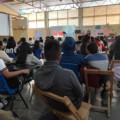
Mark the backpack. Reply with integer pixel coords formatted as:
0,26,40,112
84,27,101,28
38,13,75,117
80,65,101,88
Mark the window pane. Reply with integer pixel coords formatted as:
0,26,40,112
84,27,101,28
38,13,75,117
83,8,94,17
58,10,67,18
68,9,78,17
95,6,106,16
58,19,67,26
107,5,119,15
21,14,28,19
107,15,119,24
68,18,78,26
49,20,57,27
83,17,93,26
37,12,44,20
49,11,57,19
29,22,36,28
95,16,106,25
37,21,45,28
28,14,36,21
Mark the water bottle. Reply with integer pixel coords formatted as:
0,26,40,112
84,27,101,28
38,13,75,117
99,45,102,53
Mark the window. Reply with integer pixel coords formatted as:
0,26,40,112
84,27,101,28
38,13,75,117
58,19,67,26
83,17,94,26
37,21,45,28
28,14,36,21
29,22,36,28
49,20,57,27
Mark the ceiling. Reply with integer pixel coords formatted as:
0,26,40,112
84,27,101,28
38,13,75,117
6,0,120,14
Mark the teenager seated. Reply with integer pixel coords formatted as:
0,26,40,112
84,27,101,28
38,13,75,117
0,41,13,63
16,42,42,65
76,36,83,45
60,37,86,65
4,36,19,56
34,40,84,112
3,38,7,47
39,37,44,49
32,41,42,52
76,35,91,55
100,36,108,47
85,42,109,98
95,37,107,51
27,37,33,45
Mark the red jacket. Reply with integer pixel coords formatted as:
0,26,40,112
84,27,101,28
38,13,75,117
95,41,106,51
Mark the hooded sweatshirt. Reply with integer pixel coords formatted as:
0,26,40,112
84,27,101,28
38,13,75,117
60,37,87,65
34,61,84,112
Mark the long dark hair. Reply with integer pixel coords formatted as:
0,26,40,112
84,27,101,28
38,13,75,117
33,41,40,51
6,36,16,49
16,42,31,64
81,35,90,55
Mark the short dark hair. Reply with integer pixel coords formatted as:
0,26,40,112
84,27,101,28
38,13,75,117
78,36,83,40
58,37,62,41
3,38,7,43
87,42,98,54
21,37,26,43
50,36,54,40
63,31,66,34
29,37,32,40
0,41,3,46
95,37,99,42
44,40,61,61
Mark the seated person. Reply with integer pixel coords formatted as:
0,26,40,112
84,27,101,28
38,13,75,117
76,36,83,45
16,42,42,65
85,42,109,97
39,37,44,49
32,41,42,52
95,37,106,51
27,37,33,45
3,38,7,47
4,36,19,56
58,37,63,45
60,37,86,65
0,59,29,89
34,40,84,112
0,41,13,63
76,35,91,55
0,109,20,120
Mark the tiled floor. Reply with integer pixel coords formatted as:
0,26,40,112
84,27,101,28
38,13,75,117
3,81,120,120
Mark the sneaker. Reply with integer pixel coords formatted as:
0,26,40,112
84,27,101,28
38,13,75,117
1,99,8,105
0,102,4,109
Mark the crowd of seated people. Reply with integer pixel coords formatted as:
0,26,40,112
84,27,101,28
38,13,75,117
0,34,119,119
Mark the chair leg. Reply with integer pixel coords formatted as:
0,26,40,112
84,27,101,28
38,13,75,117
29,90,34,102
18,92,28,109
88,91,91,104
108,92,110,118
10,96,15,111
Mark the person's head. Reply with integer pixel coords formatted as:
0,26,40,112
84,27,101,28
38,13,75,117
63,31,66,35
87,42,98,54
104,36,107,41
78,36,83,41
29,37,32,41
58,37,62,41
0,41,4,50
3,38,7,43
95,37,99,42
21,37,26,43
91,37,95,42
39,37,43,42
44,40,61,62
16,42,31,64
50,36,54,40
6,36,16,48
63,37,75,52
33,41,40,50
81,35,91,55
100,36,104,41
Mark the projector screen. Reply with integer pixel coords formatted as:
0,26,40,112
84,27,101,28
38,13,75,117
0,13,9,36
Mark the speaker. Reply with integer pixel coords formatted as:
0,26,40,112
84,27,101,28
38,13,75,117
75,30,81,34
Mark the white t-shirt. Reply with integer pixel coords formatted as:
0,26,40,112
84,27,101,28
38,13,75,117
113,63,120,81
27,41,33,45
0,59,6,72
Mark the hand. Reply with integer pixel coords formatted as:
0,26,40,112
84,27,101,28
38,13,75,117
21,69,30,75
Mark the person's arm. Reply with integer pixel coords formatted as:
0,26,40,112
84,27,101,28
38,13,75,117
101,44,106,51
2,69,30,78
2,51,13,62
70,71,84,98
31,55,43,65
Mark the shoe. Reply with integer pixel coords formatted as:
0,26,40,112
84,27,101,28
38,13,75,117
0,102,4,109
1,99,8,105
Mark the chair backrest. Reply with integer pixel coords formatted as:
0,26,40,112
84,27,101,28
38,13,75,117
34,49,42,59
32,84,83,120
84,68,114,93
7,53,16,60
60,63,80,81
0,73,16,94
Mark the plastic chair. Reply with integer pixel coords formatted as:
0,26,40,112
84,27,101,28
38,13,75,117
60,63,81,81
34,49,42,59
0,73,28,110
7,53,16,60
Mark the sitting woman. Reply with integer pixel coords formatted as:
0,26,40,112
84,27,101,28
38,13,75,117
3,38,7,47
0,41,13,63
32,41,42,52
16,42,42,65
76,35,91,56
4,36,19,56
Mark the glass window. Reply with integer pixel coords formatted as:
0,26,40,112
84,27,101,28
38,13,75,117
95,16,106,25
107,5,119,15
58,10,67,18
49,11,57,19
68,9,78,17
21,14,28,19
28,14,36,21
83,8,94,17
107,15,119,24
68,18,78,26
83,17,94,26
37,21,45,28
58,19,67,26
49,20,57,27
37,12,44,20
29,22,36,28
95,6,106,16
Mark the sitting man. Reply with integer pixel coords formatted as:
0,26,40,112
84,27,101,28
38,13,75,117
85,42,109,98
60,37,87,65
27,37,33,45
34,40,84,112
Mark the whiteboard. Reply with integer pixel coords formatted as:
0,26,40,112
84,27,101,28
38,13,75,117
50,25,76,39
34,30,43,41
0,13,9,36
